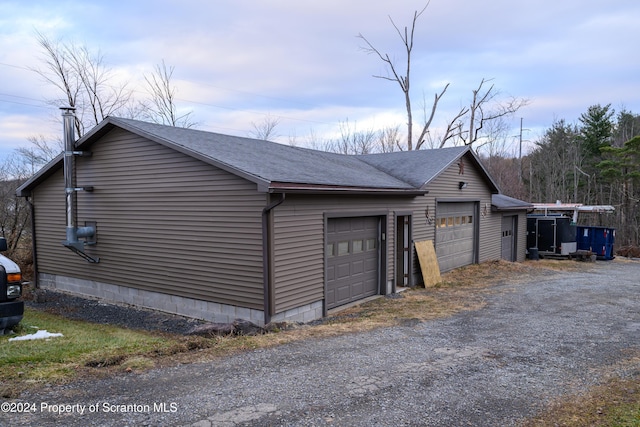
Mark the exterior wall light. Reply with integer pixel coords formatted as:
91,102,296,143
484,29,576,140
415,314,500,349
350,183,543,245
458,181,468,190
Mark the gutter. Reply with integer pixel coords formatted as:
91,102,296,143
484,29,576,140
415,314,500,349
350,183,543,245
262,192,286,325
268,182,427,196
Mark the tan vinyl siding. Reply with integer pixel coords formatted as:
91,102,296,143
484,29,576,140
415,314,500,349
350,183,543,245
418,154,501,277
272,194,416,313
272,205,324,311
481,210,503,263
33,128,266,309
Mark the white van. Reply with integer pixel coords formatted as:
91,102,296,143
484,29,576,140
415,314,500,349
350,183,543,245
0,237,23,334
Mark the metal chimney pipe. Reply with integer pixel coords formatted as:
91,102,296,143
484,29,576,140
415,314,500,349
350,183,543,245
61,107,77,245
60,107,98,262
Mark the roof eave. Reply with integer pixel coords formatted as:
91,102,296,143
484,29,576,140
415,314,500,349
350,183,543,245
491,205,534,212
268,182,427,196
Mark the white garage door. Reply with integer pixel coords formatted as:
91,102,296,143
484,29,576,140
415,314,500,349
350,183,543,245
436,202,477,272
326,217,379,309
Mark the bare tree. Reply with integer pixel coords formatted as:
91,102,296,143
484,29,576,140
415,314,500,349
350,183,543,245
32,32,135,137
479,154,525,199
0,154,33,261
474,116,514,158
358,3,449,150
249,114,281,140
377,125,402,153
318,120,377,155
290,128,324,150
15,135,63,173
143,60,196,128
440,78,529,148
359,8,527,151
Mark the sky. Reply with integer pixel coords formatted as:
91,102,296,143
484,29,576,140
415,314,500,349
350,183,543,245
1,0,639,163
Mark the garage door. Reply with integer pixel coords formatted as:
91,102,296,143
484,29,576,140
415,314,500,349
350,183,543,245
436,202,477,272
326,217,379,309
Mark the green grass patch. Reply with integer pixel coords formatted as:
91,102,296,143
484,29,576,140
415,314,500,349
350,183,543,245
0,308,189,393
608,404,640,427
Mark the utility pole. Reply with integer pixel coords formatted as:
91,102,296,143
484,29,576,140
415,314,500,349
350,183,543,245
519,118,523,183
518,118,529,185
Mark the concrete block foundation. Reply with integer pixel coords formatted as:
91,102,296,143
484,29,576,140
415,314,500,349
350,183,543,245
38,273,323,326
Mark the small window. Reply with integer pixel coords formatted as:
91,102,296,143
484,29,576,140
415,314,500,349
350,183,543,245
439,217,447,228
455,216,461,226
467,215,473,224
352,239,364,253
338,241,349,256
366,238,377,251
447,217,454,227
327,243,335,257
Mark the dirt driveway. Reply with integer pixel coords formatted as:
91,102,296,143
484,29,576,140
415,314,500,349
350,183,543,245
4,260,640,426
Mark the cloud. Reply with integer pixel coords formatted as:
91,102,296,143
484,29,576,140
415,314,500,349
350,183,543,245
0,0,639,161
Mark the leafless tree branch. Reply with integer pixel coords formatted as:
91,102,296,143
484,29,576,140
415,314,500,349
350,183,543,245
143,60,196,128
416,83,449,150
249,114,281,141
358,3,440,150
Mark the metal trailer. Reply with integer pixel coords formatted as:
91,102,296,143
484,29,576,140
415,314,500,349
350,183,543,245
527,215,577,258
526,202,615,260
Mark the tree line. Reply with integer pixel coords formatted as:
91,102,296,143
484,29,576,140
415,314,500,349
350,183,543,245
483,104,640,248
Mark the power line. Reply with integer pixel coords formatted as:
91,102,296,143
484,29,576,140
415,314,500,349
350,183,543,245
0,62,30,71
0,98,48,109
0,60,341,127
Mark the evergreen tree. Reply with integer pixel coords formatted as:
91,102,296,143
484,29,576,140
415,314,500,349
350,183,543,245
579,104,614,158
598,135,640,244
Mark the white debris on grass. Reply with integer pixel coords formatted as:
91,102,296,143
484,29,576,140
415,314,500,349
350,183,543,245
8,330,64,341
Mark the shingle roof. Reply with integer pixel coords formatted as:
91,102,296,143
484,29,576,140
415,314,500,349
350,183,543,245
357,147,469,188
491,194,533,211
16,117,501,197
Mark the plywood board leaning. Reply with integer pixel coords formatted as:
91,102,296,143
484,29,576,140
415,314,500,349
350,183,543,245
414,240,441,287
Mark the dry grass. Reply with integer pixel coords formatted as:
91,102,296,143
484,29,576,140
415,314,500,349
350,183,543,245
523,378,640,426
522,354,640,426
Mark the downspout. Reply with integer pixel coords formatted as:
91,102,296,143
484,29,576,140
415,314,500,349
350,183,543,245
27,196,38,289
262,192,285,325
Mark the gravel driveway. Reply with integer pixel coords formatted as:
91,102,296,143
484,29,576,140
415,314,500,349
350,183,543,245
4,260,640,426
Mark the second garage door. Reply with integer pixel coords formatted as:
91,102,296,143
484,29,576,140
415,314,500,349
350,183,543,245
326,217,379,309
436,202,477,272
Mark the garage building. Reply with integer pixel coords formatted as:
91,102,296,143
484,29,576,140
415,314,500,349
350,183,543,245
17,117,528,325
